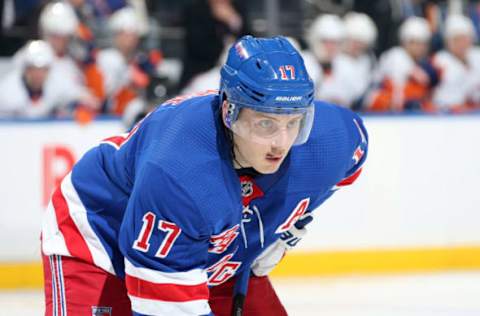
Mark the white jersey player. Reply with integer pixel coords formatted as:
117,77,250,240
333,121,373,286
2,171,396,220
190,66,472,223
8,1,100,118
302,14,346,104
432,14,480,111
365,16,435,111
96,7,151,121
39,2,97,111
334,12,377,107
0,41,80,118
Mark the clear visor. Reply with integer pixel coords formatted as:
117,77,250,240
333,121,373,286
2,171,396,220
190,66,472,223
229,104,315,146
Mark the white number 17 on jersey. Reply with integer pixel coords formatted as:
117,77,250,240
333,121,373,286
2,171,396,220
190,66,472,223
133,212,182,258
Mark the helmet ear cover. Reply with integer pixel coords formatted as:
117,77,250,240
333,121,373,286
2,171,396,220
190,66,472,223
221,101,239,129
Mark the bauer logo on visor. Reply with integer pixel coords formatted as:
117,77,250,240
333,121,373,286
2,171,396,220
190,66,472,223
275,96,303,102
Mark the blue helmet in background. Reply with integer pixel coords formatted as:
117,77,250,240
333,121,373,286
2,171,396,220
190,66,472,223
220,35,315,145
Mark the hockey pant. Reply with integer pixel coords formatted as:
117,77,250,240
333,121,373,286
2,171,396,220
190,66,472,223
43,254,287,315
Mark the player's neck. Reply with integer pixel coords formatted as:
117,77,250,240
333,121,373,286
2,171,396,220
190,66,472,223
232,145,251,169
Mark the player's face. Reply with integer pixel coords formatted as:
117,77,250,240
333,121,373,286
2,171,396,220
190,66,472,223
46,34,70,55
24,66,50,91
115,31,140,56
231,108,301,174
404,40,429,61
447,34,472,59
313,39,342,62
346,39,369,57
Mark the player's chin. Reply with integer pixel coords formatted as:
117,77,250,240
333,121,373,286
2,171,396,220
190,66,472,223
256,158,283,174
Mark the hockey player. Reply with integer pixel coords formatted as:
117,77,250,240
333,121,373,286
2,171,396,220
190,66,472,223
0,40,57,117
302,14,346,104
365,16,438,112
13,1,101,120
335,12,378,108
96,6,161,124
41,35,368,316
0,39,100,119
431,14,480,112
39,1,99,109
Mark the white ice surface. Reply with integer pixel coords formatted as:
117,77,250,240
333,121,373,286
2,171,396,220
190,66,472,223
2,272,480,316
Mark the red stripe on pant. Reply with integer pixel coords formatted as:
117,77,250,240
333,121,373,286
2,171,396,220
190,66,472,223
43,253,287,315
42,254,132,316
51,255,64,316
209,275,288,316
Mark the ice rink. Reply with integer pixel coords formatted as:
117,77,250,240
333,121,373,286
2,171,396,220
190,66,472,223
2,271,480,316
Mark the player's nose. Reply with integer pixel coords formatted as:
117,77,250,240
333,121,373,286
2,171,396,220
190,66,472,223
270,129,291,149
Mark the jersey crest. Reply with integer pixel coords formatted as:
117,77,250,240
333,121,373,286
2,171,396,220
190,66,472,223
207,253,241,286
209,225,240,254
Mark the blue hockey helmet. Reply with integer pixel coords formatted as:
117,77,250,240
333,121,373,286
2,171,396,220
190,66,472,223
220,35,315,145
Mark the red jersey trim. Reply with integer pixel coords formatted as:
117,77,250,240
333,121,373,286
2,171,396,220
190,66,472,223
52,186,94,263
337,168,363,187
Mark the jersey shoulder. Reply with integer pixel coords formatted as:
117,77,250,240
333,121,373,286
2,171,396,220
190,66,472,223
310,100,367,150
289,101,368,193
432,50,455,67
0,71,25,106
141,93,229,182
133,93,242,235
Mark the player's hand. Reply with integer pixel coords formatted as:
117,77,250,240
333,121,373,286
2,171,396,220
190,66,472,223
251,213,312,276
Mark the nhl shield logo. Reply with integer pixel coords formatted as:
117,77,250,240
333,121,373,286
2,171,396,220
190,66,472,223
92,306,112,316
239,175,264,206
241,180,253,197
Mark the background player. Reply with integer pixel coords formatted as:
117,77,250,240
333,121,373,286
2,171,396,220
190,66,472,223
41,35,368,316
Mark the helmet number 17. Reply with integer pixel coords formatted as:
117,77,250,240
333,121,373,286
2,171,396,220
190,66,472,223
279,65,296,80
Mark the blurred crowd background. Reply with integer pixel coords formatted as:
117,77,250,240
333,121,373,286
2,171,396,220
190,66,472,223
1,0,479,127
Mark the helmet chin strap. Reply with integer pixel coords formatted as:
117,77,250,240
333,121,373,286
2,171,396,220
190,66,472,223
232,149,247,170
223,113,244,170
233,156,246,169
230,133,247,170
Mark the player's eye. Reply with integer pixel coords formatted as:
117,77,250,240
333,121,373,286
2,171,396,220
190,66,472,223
252,119,279,137
286,118,302,129
257,119,274,129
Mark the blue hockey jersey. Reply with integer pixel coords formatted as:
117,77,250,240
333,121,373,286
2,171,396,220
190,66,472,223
41,91,368,315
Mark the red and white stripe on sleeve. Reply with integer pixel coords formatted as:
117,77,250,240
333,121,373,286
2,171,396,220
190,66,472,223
125,259,211,316
41,172,115,274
